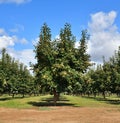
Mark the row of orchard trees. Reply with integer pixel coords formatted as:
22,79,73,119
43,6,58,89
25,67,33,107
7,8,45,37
0,23,120,100
34,23,120,102
0,49,35,97
88,48,120,98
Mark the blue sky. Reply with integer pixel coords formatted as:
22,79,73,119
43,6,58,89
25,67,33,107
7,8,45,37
0,0,120,68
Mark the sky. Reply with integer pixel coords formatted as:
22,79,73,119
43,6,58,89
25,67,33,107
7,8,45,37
0,0,120,69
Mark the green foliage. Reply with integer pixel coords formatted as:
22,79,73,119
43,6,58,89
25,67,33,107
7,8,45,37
88,46,120,98
77,30,91,73
0,48,35,97
34,23,91,95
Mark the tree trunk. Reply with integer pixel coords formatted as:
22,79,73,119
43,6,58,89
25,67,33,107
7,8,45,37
22,92,25,98
53,89,57,106
87,92,90,97
12,93,15,98
94,93,96,98
53,89,60,106
102,91,105,99
117,92,120,97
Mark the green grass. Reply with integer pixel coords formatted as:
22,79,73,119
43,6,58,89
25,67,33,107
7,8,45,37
64,95,120,107
0,95,51,109
0,94,119,109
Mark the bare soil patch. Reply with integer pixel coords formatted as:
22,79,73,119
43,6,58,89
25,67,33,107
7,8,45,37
0,107,120,123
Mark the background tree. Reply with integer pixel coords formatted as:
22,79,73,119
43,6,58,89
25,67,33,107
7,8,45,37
77,30,91,73
88,46,120,98
0,48,34,97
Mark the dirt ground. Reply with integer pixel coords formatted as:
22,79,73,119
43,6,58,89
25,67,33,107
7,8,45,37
0,107,120,123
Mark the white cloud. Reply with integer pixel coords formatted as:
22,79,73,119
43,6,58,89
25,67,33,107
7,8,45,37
0,0,31,4
88,11,117,33
75,41,79,48
0,28,28,49
0,35,17,49
0,28,31,69
88,11,120,63
8,48,36,70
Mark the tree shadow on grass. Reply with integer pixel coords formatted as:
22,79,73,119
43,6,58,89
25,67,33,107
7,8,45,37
0,96,28,101
28,96,75,107
106,99,120,105
82,96,120,105
0,97,12,101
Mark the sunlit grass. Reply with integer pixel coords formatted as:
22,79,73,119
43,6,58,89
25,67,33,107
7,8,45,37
0,95,51,109
64,95,120,107
0,94,119,109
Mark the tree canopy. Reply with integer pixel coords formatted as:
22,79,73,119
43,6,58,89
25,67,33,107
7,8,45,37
34,23,91,104
0,48,34,97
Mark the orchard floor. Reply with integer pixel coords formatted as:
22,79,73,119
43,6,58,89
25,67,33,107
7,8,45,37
0,107,120,123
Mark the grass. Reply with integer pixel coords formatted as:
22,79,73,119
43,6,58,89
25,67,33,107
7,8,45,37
64,95,120,107
0,95,51,109
0,94,119,109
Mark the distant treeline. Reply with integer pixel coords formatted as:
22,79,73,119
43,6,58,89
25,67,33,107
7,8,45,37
0,48,37,97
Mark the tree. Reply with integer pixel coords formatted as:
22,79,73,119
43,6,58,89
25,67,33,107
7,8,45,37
34,23,91,105
52,23,76,92
34,23,53,94
77,30,91,73
0,48,34,97
109,47,120,96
